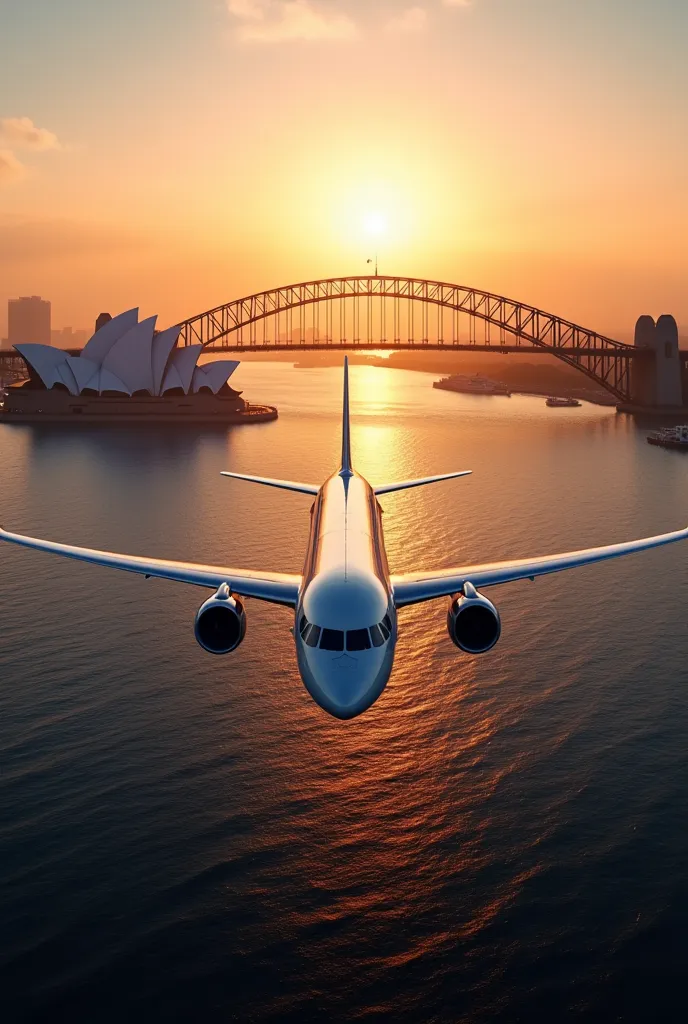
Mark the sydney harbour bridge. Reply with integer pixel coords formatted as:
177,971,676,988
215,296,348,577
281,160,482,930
3,275,685,407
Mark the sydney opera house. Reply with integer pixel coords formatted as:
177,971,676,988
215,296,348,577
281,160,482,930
1,309,276,424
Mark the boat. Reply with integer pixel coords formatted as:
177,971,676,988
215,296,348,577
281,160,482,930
647,425,688,451
433,373,511,397
546,396,582,408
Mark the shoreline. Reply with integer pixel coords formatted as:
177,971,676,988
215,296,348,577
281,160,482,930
0,404,278,426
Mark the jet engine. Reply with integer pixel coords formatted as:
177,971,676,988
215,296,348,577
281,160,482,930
447,581,501,654
194,583,246,654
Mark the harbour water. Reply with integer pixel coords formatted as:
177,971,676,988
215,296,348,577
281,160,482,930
1,363,688,1022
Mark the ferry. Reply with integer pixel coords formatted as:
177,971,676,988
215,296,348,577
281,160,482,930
433,373,511,397
546,396,582,408
647,425,688,451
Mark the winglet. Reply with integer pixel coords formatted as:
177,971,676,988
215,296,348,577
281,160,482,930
340,356,353,478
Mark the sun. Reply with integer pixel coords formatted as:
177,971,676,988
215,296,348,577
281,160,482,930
362,211,388,239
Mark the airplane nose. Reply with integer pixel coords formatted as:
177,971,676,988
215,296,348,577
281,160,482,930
308,653,389,720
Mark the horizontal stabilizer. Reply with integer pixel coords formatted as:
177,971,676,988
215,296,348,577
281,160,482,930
374,470,472,496
220,471,319,496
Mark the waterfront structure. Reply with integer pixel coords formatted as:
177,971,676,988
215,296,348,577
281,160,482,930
2,278,685,410
14,308,240,397
8,296,51,346
3,308,277,424
177,275,688,410
178,276,642,403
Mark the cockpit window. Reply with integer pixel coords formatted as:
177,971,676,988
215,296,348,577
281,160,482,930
304,624,321,648
369,623,385,648
347,628,371,651
320,628,344,651
300,617,392,651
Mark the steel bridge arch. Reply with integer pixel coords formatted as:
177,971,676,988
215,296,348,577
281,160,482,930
179,275,637,400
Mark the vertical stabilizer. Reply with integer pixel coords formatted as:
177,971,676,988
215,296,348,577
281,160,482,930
340,356,353,477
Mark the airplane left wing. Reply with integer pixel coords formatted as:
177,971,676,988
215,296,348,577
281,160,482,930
392,524,688,607
0,526,301,607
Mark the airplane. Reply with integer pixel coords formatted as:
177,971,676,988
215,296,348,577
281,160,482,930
2,357,687,721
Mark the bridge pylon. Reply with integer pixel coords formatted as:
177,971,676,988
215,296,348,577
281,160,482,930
629,314,685,410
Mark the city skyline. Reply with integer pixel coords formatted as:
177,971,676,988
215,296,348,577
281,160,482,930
2,0,687,337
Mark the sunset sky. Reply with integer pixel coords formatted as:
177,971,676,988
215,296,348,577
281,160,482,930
1,0,687,338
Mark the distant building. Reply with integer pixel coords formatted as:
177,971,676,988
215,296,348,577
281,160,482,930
8,296,51,346
95,313,112,333
51,327,89,348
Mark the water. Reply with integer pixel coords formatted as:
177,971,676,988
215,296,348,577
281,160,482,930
1,363,688,1022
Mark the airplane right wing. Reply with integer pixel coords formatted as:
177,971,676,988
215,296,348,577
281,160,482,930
392,524,688,607
0,526,301,607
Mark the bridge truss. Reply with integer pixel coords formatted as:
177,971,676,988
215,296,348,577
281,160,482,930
184,277,639,400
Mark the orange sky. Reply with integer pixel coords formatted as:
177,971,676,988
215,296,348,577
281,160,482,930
2,0,687,338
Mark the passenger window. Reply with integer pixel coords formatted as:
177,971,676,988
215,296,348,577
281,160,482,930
347,628,371,651
379,620,390,640
305,625,321,648
320,628,344,651
369,624,385,647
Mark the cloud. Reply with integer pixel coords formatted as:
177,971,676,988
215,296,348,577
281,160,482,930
227,0,357,43
443,0,473,6
0,150,26,184
385,6,428,33
0,117,61,151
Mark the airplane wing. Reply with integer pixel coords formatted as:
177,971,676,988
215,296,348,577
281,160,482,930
0,526,301,607
374,471,472,495
220,472,319,495
392,524,688,607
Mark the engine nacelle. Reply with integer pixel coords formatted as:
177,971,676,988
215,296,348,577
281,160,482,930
447,581,501,654
194,583,246,655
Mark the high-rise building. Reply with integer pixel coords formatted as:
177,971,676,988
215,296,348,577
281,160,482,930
8,296,51,346
51,326,89,348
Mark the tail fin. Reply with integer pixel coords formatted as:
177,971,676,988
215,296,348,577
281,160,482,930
340,356,353,477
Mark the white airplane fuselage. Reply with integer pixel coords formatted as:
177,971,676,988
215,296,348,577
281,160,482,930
295,471,397,719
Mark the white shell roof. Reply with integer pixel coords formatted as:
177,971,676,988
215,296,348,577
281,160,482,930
102,317,157,395
192,360,240,394
15,344,70,389
81,309,139,364
57,361,80,396
65,355,100,393
98,368,132,395
14,312,239,399
151,325,183,395
161,346,203,394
